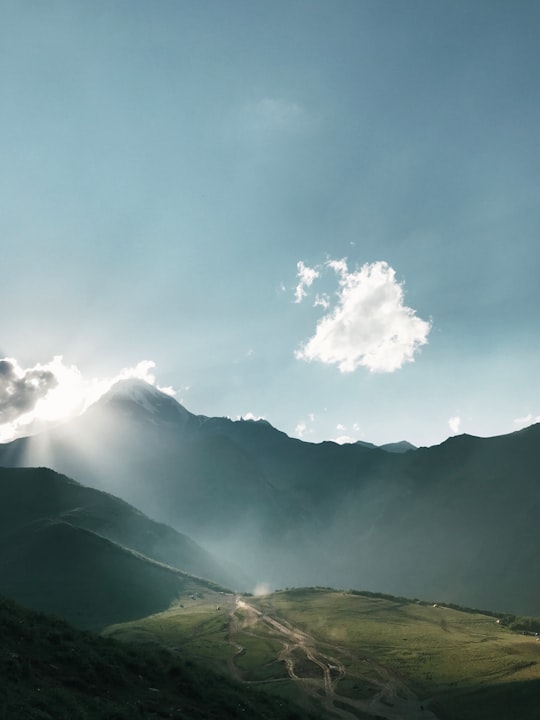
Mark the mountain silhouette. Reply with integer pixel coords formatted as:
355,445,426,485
1,380,539,615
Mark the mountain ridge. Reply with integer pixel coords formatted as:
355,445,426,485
1,381,540,615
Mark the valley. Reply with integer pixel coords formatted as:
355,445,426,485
3,3,538,717
1,380,540,719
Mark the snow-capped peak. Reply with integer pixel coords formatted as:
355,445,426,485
102,379,170,412
98,378,193,423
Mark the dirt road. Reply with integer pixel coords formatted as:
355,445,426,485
228,597,438,720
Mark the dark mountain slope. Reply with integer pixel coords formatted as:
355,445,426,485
0,467,237,627
0,466,240,589
369,425,540,611
0,518,208,629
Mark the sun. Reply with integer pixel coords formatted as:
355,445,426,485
31,358,101,423
0,357,106,443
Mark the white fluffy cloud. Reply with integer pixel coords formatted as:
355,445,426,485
295,259,431,373
448,416,461,434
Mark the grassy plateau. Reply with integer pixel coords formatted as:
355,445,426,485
105,587,540,720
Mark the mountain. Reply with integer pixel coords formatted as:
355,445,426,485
2,380,540,616
356,439,417,452
0,466,239,627
379,439,417,453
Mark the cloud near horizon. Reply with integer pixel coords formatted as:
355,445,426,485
448,416,461,434
238,411,265,421
295,259,431,373
513,413,540,427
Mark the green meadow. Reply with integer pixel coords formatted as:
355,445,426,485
106,587,540,720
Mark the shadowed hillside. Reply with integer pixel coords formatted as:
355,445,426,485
0,467,238,628
0,592,318,720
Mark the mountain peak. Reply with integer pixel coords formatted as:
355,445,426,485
103,378,171,406
379,440,417,454
97,379,194,425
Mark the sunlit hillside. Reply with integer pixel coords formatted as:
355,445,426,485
105,588,540,720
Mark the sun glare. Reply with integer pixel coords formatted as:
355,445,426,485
0,356,174,443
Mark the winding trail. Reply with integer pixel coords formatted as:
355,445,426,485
227,597,439,720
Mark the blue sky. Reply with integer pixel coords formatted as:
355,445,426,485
1,0,539,446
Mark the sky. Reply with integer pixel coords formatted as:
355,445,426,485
1,0,539,447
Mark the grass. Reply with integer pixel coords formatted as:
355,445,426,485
258,589,540,718
234,634,288,681
106,587,540,720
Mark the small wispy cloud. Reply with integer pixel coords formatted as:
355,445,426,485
333,435,355,445
314,293,330,309
294,261,320,303
448,416,461,434
238,411,265,421
332,421,361,445
513,413,540,427
294,259,431,373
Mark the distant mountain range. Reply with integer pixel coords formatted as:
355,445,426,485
1,379,539,616
355,439,417,453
